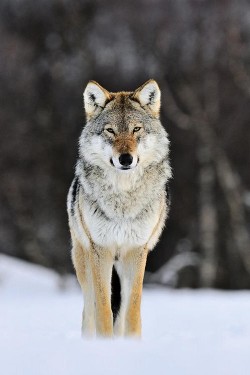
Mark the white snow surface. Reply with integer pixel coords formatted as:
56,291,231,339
1,254,250,375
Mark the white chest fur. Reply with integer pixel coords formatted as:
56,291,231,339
74,159,170,254
83,198,161,253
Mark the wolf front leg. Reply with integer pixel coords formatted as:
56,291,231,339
116,247,148,338
71,240,96,338
90,246,114,337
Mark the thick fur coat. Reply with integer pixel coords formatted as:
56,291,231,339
67,79,171,337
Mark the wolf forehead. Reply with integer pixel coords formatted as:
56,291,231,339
97,94,144,128
83,79,162,129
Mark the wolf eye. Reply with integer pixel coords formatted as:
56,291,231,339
106,128,115,135
133,127,141,133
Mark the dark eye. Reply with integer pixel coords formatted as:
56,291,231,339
106,128,115,135
133,127,141,133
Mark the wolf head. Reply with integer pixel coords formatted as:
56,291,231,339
79,80,170,172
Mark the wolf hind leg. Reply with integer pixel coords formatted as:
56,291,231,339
72,240,96,338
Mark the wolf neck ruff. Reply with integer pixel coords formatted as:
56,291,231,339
67,79,171,338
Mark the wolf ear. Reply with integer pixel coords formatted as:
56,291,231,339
83,81,111,120
133,79,161,118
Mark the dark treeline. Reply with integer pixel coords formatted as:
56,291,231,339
0,0,250,288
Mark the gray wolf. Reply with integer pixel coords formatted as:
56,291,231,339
67,79,171,338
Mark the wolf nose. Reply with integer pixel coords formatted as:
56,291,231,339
119,153,133,166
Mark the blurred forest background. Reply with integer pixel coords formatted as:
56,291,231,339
0,0,250,289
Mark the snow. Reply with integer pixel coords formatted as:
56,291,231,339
1,254,250,375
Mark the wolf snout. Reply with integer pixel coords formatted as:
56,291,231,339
119,153,133,167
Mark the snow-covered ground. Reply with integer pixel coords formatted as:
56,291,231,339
1,254,250,375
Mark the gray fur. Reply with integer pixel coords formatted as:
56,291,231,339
67,81,172,337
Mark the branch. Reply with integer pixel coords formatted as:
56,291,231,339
227,26,250,98
184,84,250,275
145,252,200,287
160,81,193,130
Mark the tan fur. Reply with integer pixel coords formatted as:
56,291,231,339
89,248,114,337
71,230,114,337
71,238,86,287
71,204,165,338
124,206,167,336
113,133,137,155
123,248,148,336
72,202,114,337
71,241,96,337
